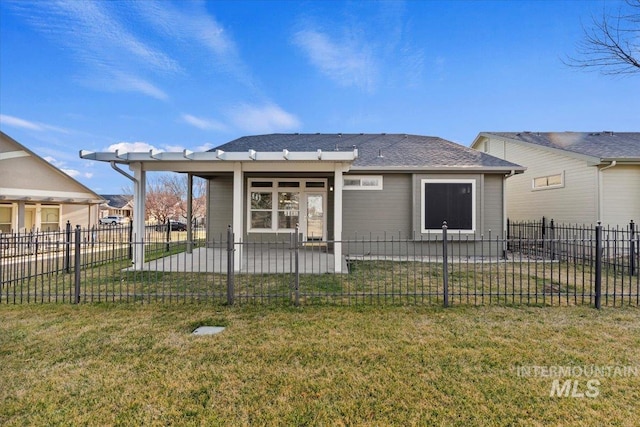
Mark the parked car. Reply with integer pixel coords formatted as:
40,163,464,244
155,220,188,231
99,215,126,225
169,221,187,231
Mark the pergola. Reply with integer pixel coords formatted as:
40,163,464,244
80,148,358,272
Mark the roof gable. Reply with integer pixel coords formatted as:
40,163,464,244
0,131,102,203
479,132,640,162
213,133,523,170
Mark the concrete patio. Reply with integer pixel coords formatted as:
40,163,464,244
132,245,347,274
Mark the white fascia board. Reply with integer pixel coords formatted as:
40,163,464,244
0,187,104,203
80,149,357,163
0,150,30,161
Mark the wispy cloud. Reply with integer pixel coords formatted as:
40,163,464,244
6,0,178,99
0,114,69,133
227,104,300,134
292,2,424,92
181,114,228,131
293,30,377,92
130,0,252,85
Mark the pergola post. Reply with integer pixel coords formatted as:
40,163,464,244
187,173,193,253
232,163,243,272
333,164,344,273
17,201,25,231
130,162,146,270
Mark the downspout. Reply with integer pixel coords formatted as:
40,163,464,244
111,161,137,183
598,161,617,223
503,170,516,257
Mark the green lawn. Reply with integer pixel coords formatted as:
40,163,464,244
1,304,639,425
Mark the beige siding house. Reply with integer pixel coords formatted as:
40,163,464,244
471,132,640,226
0,131,103,232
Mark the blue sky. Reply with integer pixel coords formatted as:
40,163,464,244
1,0,638,194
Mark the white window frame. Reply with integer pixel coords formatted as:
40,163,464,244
532,171,564,191
343,175,383,190
0,204,13,232
40,205,61,231
247,178,327,233
421,179,476,234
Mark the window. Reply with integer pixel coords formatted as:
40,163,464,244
41,206,60,231
0,205,12,233
248,179,326,232
343,175,383,190
532,172,564,190
421,179,475,233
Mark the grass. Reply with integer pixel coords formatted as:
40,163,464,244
0,304,639,425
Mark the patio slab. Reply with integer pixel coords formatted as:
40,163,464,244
130,246,347,274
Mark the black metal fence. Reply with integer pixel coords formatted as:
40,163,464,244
1,222,638,307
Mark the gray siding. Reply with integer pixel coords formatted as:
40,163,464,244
208,176,233,239
483,174,505,236
342,174,412,239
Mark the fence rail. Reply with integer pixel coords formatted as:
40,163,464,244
1,223,638,307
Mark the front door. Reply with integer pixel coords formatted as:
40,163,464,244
305,193,325,241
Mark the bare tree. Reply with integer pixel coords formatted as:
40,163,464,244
144,176,182,224
565,0,640,75
159,174,207,224
121,173,207,224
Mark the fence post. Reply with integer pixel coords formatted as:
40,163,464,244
630,220,636,276
226,225,234,305
128,220,133,261
165,219,171,252
442,221,449,307
64,221,71,273
74,225,81,304
595,222,602,309
550,218,556,261
294,225,300,306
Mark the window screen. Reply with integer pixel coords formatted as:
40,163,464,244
423,182,474,231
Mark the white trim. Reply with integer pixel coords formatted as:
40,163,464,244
80,149,358,163
0,187,101,202
343,175,383,190
246,178,328,237
420,178,476,234
0,150,29,161
531,171,564,191
334,165,344,273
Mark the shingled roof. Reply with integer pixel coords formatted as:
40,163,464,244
213,133,523,171
100,194,132,209
481,132,640,161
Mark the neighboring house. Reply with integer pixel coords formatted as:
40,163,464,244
471,132,640,226
82,133,524,271
100,194,133,220
0,131,103,232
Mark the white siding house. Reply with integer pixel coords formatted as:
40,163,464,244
471,132,640,226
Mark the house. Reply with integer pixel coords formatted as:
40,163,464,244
0,131,103,232
100,194,133,220
81,133,524,271
471,132,640,226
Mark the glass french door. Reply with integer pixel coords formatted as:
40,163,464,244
305,193,325,241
